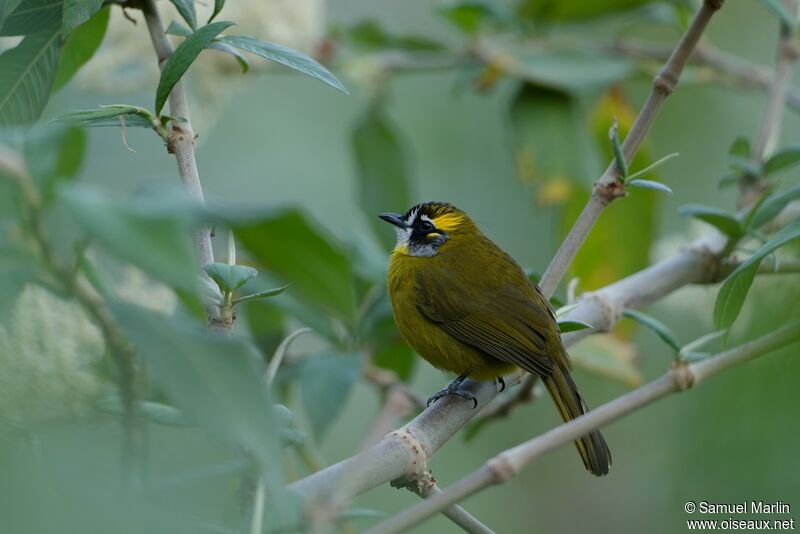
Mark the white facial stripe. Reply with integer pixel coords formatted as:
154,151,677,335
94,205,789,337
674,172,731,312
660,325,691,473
420,214,433,223
404,207,419,227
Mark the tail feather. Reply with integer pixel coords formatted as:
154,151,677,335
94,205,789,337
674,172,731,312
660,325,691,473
543,364,612,476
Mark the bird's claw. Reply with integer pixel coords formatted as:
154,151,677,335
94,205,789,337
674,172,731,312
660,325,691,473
427,386,478,409
496,376,506,393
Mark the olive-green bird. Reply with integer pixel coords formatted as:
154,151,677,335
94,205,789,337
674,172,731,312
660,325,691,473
380,201,611,476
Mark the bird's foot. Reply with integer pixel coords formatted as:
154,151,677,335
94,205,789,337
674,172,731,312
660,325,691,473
496,376,506,393
427,373,477,408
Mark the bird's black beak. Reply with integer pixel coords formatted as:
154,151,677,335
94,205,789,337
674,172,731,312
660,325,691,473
378,212,407,229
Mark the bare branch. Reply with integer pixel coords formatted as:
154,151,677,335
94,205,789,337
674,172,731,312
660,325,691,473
366,321,800,534
538,0,726,297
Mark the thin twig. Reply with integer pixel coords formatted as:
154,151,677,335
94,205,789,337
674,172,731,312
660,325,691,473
365,322,800,534
395,472,495,534
139,0,222,326
538,0,726,298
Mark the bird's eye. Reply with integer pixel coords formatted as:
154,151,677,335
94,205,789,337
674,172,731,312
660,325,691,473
420,220,434,232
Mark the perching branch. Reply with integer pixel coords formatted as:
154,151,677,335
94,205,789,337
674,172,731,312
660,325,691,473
139,0,223,327
365,321,800,534
538,0,726,297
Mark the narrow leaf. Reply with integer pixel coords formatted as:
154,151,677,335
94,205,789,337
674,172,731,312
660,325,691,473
0,29,62,126
218,35,348,94
558,320,593,333
209,0,225,23
714,220,800,329
609,119,627,178
627,179,673,194
155,20,234,115
763,146,800,176
233,285,289,305
625,152,679,182
208,40,249,73
165,20,192,37
623,309,681,353
53,105,156,128
677,204,742,238
168,0,197,30
749,184,800,228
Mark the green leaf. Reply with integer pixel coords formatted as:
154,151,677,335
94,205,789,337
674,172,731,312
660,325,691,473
53,104,156,128
437,0,506,34
623,309,681,353
53,5,108,91
0,0,25,31
728,136,751,159
231,209,356,321
500,47,633,95
24,123,86,201
714,219,800,329
217,35,348,94
352,107,412,249
0,0,62,36
232,284,289,305
300,352,362,441
627,179,673,194
749,184,800,229
204,262,257,293
677,204,742,238
156,20,234,114
510,85,596,190
209,0,224,23
558,320,593,333
59,185,199,293
62,0,103,35
96,396,191,427
626,152,679,182
168,0,196,30
110,302,282,472
518,0,659,23
0,29,62,126
755,0,796,28
763,146,800,176
165,20,192,37
208,40,249,73
609,119,627,178
341,20,443,52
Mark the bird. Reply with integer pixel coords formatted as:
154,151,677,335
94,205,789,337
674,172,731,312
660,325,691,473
379,201,611,476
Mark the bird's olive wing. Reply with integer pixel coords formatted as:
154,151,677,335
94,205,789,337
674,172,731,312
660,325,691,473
414,266,556,377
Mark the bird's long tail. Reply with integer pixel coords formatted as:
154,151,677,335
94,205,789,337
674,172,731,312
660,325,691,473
543,363,612,476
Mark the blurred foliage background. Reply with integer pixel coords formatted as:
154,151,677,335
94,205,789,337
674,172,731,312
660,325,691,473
1,0,800,532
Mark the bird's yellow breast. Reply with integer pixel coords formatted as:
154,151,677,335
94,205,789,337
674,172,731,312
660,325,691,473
386,251,516,379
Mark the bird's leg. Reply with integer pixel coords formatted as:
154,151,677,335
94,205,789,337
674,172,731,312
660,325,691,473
427,373,477,409
496,376,505,392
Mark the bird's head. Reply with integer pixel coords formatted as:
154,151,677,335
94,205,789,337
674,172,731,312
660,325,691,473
378,202,473,257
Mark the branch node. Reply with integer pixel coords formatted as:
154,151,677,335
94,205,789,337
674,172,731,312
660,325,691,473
653,71,678,96
391,469,437,495
683,241,721,283
593,178,626,205
581,291,620,332
486,452,517,483
670,362,695,391
389,427,428,478
705,0,725,11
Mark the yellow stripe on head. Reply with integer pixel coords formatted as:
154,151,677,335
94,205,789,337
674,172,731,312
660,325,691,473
431,212,465,232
